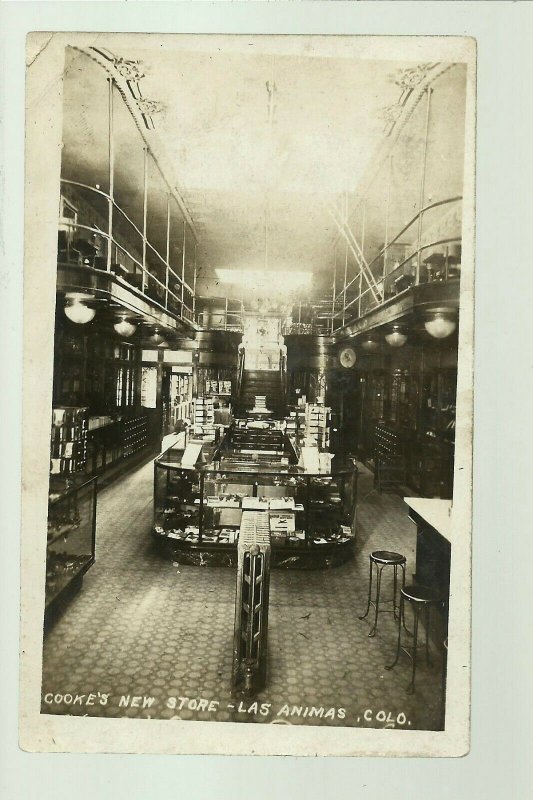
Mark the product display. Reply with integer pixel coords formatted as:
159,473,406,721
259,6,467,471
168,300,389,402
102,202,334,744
153,429,358,567
304,403,331,450
50,406,88,474
45,476,97,610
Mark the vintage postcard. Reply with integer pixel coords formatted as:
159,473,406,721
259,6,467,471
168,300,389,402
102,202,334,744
20,32,475,756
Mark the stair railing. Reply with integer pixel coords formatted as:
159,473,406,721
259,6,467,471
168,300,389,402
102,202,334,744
236,346,245,401
279,348,288,415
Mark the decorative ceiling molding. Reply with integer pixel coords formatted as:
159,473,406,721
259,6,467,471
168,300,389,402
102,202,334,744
381,63,438,137
70,45,197,244
136,98,166,117
89,47,166,131
331,62,459,253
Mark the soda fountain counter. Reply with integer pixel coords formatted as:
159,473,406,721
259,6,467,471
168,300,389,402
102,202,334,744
404,497,453,606
153,423,358,569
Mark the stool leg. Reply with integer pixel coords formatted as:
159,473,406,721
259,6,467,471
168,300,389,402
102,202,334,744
368,565,383,637
400,564,411,635
441,638,448,729
359,556,373,621
407,603,420,694
386,593,403,670
393,565,398,619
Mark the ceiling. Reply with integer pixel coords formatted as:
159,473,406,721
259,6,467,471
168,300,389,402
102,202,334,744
61,40,463,299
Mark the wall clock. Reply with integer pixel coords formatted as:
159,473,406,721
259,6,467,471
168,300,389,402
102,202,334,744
338,346,357,369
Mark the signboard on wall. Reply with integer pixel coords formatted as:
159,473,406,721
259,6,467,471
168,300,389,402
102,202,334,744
141,366,158,408
141,349,159,363
163,349,194,364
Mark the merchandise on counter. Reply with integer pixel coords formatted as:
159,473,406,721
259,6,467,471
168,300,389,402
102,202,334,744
241,497,269,510
268,496,295,510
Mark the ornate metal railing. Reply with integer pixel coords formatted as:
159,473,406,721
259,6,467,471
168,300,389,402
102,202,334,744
329,195,462,332
58,179,196,324
195,296,245,331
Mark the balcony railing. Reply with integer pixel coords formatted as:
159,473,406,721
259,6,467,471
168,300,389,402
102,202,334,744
330,196,462,333
58,179,195,325
195,297,245,332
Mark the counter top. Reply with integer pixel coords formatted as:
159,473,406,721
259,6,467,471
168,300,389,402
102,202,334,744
404,497,453,543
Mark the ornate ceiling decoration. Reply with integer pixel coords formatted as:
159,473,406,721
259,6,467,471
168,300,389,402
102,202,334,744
381,63,438,136
90,47,166,130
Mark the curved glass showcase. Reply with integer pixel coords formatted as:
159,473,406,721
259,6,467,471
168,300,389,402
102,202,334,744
153,440,358,569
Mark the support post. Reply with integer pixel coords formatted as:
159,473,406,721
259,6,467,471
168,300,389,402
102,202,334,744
181,220,186,310
358,201,366,318
142,147,148,292
107,78,114,272
192,243,197,317
165,193,170,311
331,242,337,333
416,87,433,284
383,154,393,292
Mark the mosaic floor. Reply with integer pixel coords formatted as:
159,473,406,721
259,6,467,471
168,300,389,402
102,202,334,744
41,458,445,730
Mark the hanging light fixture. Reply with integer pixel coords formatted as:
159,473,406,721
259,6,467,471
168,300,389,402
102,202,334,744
64,293,96,324
149,329,164,345
385,326,408,348
114,316,137,338
424,312,457,339
361,335,380,353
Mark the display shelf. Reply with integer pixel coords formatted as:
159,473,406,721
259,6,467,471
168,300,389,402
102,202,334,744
50,406,88,476
46,476,97,612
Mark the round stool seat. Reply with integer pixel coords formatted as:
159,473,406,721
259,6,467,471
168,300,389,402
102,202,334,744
359,550,407,636
402,584,444,604
387,584,447,693
371,550,406,565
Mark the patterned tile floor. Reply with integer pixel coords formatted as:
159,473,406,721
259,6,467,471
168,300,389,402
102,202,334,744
41,459,445,730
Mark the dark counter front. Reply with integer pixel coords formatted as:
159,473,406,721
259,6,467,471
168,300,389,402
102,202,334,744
405,498,452,643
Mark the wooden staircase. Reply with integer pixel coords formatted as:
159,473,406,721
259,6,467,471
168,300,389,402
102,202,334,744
235,370,285,418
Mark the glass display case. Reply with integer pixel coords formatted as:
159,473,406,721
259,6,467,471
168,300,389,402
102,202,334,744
153,442,358,568
46,476,97,612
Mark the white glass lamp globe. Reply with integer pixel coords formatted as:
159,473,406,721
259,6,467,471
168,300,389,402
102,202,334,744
385,328,407,347
424,313,457,339
64,293,96,324
114,319,137,337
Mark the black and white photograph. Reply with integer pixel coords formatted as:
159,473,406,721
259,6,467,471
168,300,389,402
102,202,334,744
20,31,475,757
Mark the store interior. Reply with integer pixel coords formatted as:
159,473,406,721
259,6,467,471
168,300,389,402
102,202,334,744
42,43,466,729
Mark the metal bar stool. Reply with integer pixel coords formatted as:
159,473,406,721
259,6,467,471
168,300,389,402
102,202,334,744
386,584,445,693
359,550,406,637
